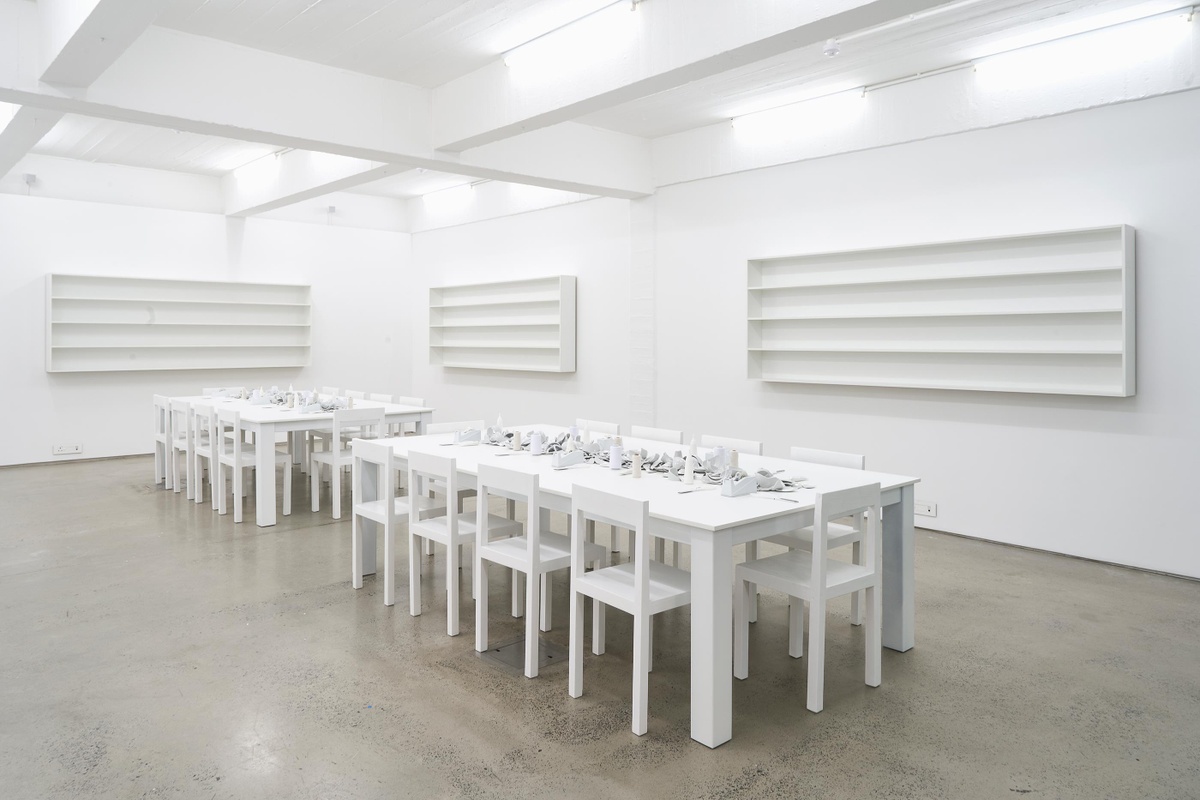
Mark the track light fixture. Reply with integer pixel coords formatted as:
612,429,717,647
822,38,841,57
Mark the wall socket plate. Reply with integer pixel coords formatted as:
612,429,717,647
52,444,83,455
915,501,937,517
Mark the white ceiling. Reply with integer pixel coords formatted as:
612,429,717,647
15,0,1190,200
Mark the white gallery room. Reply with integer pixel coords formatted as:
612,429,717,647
1,0,1198,797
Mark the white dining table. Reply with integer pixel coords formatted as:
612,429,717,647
178,396,434,527
354,425,919,749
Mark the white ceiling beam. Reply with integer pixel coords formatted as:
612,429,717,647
431,0,951,152
38,0,160,86
0,27,653,198
0,105,64,178
223,151,408,217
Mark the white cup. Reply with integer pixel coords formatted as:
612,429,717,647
530,432,544,455
609,445,623,470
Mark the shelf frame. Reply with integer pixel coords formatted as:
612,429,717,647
46,274,312,373
747,225,1135,396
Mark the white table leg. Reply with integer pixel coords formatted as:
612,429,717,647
882,485,915,652
690,530,734,748
255,421,278,527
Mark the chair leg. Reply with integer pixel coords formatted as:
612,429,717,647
592,556,607,656
352,513,365,592
282,459,292,515
806,597,826,713
671,541,680,566
525,568,539,679
788,596,804,658
734,577,750,680
383,517,395,606
512,571,524,618
539,573,551,633
408,528,422,617
217,461,226,516
232,462,243,523
447,537,460,636
310,457,320,512
865,582,881,688
653,537,665,563
632,613,651,736
745,541,758,624
331,462,342,520
850,541,864,626
569,589,584,698
475,556,489,654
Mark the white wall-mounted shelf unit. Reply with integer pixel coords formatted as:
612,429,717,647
45,274,311,373
429,275,576,372
748,225,1135,396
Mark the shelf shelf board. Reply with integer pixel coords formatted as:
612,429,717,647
430,298,560,310
750,373,1128,396
430,343,560,351
429,321,560,329
51,344,310,350
750,345,1123,355
748,263,1122,292
50,321,311,327
51,296,311,308
750,306,1124,322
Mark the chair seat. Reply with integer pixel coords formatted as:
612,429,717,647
480,531,605,573
764,521,860,551
219,445,289,468
413,512,520,547
575,561,691,616
311,445,354,466
354,494,445,525
736,549,875,597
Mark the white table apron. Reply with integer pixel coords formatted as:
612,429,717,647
353,426,918,749
176,397,434,527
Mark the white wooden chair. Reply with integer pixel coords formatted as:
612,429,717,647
475,465,606,678
575,418,620,437
168,398,194,498
310,407,385,520
734,483,882,713
153,395,173,488
699,433,763,456
393,395,425,435
216,407,292,523
747,447,869,624
569,485,691,736
630,425,684,444
408,451,521,636
191,401,217,507
351,440,446,607
344,389,366,401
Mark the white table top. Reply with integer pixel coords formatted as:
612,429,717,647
377,426,918,534
179,395,433,423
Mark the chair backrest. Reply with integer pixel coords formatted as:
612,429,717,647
332,407,385,444
478,465,539,565
321,386,340,397
426,419,485,435
576,418,620,436
812,483,881,588
202,387,245,397
630,424,684,444
344,390,366,400
192,401,215,452
169,398,192,445
571,484,652,610
354,439,396,513
216,406,245,463
700,433,763,455
368,393,394,403
395,395,424,407
790,446,865,470
408,450,457,532
153,395,170,438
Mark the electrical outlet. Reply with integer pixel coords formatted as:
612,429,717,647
52,444,82,456
915,501,937,517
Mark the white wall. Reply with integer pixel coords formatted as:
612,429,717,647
409,198,633,428
652,89,1200,578
0,192,412,466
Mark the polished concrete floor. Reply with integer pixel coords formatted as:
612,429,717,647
1,455,1198,799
